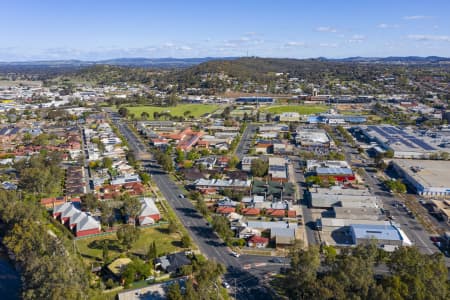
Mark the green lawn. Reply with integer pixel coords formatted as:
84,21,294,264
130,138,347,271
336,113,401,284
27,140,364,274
262,105,328,115
75,225,185,263
115,104,219,119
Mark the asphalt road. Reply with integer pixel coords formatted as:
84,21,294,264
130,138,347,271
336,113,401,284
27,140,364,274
112,116,280,299
289,156,318,246
235,124,257,159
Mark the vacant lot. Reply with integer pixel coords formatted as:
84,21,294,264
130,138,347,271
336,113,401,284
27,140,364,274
118,104,219,119
76,224,185,264
263,105,328,115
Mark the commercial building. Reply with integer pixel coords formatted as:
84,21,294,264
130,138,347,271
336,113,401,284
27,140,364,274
391,159,450,198
308,187,379,208
268,157,288,183
235,97,274,105
359,125,450,159
279,112,300,122
295,127,331,148
332,207,383,220
350,224,412,248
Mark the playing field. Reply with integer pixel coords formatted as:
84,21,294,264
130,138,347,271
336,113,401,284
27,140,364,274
262,105,328,115
119,104,219,119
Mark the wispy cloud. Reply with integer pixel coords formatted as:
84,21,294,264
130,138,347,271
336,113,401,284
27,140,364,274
403,15,431,20
407,34,450,42
348,34,366,43
284,41,306,47
377,23,399,29
319,43,338,48
315,26,337,33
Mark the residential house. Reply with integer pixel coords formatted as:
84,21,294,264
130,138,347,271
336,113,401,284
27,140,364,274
247,235,269,248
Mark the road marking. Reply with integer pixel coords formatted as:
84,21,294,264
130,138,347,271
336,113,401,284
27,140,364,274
243,264,251,270
254,262,266,267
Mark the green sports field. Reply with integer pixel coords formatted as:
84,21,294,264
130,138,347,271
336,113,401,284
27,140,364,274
118,104,219,119
262,105,328,115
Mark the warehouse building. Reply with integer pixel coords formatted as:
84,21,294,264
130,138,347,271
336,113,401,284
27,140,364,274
295,127,332,149
350,224,412,248
391,159,450,198
358,125,450,159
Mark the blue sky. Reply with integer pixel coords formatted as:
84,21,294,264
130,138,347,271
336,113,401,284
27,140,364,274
0,0,449,61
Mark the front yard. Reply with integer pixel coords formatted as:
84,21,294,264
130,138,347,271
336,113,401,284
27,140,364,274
76,224,186,264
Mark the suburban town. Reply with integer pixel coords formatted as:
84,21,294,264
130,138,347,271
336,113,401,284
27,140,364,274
0,1,450,300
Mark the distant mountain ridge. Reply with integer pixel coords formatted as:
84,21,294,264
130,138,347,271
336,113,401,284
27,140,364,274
323,56,450,64
0,57,237,69
0,56,449,69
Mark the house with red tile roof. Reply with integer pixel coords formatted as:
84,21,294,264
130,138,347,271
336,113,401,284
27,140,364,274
216,206,236,215
247,235,269,248
241,207,260,216
266,209,286,218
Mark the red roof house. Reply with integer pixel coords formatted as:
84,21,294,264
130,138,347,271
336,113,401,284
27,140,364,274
247,235,269,248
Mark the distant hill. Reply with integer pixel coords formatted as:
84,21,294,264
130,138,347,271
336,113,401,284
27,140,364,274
325,56,450,64
0,57,237,70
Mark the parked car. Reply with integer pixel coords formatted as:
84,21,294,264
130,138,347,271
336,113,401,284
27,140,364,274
222,281,230,289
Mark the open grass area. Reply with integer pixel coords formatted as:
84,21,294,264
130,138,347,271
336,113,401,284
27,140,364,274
75,224,186,264
115,104,219,119
262,105,328,115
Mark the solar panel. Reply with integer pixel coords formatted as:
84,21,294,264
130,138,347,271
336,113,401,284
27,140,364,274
398,138,416,148
410,138,435,150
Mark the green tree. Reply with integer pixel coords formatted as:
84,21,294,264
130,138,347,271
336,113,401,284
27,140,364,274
228,155,240,169
167,282,183,300
211,215,233,241
196,197,209,217
168,221,178,234
116,225,140,250
147,241,158,260
81,193,98,212
139,172,151,185
102,157,113,169
181,234,192,248
118,107,129,118
102,240,110,263
251,158,268,177
122,194,142,219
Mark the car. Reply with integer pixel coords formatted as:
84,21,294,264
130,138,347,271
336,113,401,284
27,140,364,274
430,236,440,243
231,251,240,258
222,281,230,289
271,257,283,263
179,194,185,198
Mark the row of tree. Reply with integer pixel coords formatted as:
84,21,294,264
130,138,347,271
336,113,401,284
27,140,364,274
280,243,449,300
0,190,93,299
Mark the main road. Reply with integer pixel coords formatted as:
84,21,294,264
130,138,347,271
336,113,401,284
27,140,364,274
112,115,279,299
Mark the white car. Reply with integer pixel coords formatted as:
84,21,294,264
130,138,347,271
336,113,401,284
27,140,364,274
222,281,230,289
231,251,240,258
178,194,185,198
